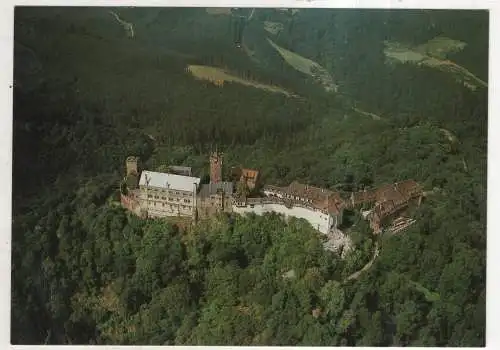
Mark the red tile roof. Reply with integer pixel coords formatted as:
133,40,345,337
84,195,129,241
367,180,423,223
265,181,345,215
288,181,332,201
351,190,377,204
327,194,345,215
241,168,259,180
351,180,422,207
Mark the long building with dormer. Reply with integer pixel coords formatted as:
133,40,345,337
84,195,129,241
137,170,200,218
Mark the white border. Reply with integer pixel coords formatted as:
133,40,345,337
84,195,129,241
1,2,13,350
2,1,498,350
2,0,499,9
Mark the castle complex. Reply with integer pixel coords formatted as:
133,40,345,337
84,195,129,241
120,153,423,244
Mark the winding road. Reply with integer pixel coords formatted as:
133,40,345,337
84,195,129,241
109,11,134,38
344,241,380,282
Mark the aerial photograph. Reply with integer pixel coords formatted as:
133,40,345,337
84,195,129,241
12,6,487,346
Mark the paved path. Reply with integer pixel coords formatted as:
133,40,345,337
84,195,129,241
109,11,134,38
344,241,379,282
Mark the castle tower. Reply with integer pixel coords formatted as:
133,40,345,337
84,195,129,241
126,156,139,176
210,150,223,184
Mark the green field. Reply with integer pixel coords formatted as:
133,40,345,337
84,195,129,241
384,37,487,91
187,64,295,97
267,38,338,92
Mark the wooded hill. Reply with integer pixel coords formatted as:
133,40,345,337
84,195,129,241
12,7,487,346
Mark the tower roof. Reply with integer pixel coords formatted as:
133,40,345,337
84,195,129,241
241,168,259,180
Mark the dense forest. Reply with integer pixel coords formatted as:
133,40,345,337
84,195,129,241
12,7,487,346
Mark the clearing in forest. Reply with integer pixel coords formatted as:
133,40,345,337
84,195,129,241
186,64,296,97
384,37,487,91
267,38,338,92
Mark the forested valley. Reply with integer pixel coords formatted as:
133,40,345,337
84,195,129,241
12,7,487,346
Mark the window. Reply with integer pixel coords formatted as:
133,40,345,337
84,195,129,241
162,196,166,200
148,195,152,198
168,198,173,201
154,195,159,199
175,191,180,195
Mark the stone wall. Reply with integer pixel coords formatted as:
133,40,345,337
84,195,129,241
232,201,333,234
136,186,196,218
197,193,233,218
120,193,141,216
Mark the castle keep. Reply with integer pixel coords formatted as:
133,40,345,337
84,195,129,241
209,150,223,184
120,153,423,239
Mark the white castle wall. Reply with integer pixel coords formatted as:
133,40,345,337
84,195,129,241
232,202,333,234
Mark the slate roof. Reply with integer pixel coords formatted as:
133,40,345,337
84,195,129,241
168,165,192,177
199,181,234,198
139,171,200,192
